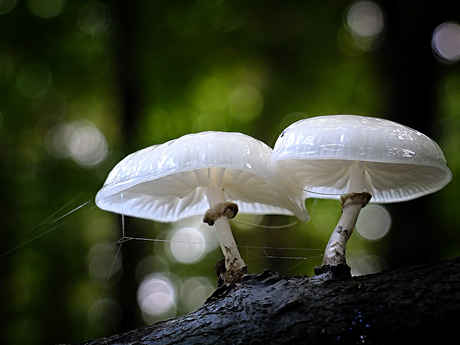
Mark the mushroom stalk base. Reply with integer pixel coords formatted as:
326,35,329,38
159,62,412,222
316,192,372,275
204,202,248,284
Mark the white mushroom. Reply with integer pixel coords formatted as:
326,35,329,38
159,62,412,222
96,131,308,284
272,115,452,275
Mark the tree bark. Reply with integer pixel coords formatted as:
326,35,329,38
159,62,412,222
66,256,460,345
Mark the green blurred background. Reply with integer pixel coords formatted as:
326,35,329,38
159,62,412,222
1,0,459,343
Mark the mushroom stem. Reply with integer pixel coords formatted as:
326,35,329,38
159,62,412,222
204,187,248,284
203,202,238,226
321,192,372,267
348,161,366,192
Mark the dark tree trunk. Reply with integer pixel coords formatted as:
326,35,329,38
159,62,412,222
380,1,436,270
112,1,145,332
66,256,460,345
381,0,460,269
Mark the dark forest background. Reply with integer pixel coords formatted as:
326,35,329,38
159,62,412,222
1,1,459,344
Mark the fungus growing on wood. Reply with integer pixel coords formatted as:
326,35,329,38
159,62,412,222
272,115,452,276
96,131,308,284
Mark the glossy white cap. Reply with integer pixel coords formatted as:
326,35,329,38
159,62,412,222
272,115,452,203
96,131,308,222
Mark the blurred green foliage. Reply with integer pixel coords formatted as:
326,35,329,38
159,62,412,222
0,1,459,344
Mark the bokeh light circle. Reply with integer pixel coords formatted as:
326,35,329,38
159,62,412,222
170,227,206,264
347,1,384,38
78,1,112,35
87,298,122,334
28,0,65,18
350,254,387,276
0,0,18,15
46,121,108,167
16,63,52,98
228,84,263,122
355,204,391,241
432,22,460,64
137,274,176,316
68,124,108,167
87,242,122,286
180,277,215,312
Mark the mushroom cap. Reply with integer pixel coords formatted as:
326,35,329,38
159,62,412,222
96,131,308,222
271,115,452,203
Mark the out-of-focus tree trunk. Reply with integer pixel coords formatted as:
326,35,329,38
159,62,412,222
112,1,145,332
381,1,459,268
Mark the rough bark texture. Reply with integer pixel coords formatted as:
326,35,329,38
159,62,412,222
68,257,460,345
